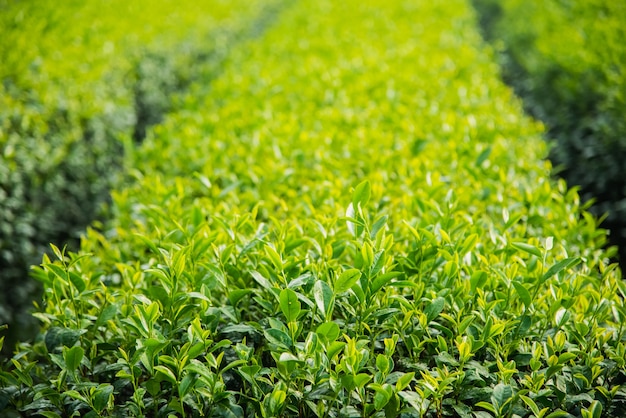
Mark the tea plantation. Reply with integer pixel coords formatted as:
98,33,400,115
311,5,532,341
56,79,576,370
1,0,625,417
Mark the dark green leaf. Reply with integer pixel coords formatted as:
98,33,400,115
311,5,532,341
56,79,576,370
45,327,83,352
491,383,513,409
69,272,86,293
95,304,118,328
475,147,492,167
92,384,113,413
213,403,244,418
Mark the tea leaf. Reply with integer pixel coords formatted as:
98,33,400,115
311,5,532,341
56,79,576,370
491,383,513,409
542,257,581,281
424,297,445,322
353,180,371,210
512,281,531,309
92,384,114,413
279,288,301,322
264,328,293,349
313,280,334,319
470,271,488,293
64,346,84,372
335,269,361,294
68,272,86,293
154,365,177,385
396,372,415,391
316,322,340,343
512,242,542,258
251,271,273,291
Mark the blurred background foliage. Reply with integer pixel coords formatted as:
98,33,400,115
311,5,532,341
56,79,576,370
472,0,626,263
0,0,267,356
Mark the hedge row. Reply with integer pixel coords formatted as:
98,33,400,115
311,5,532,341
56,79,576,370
0,0,278,354
2,0,625,416
472,0,626,263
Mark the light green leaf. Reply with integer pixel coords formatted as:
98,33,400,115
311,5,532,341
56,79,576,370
64,390,88,404
512,242,542,258
476,401,497,414
353,373,372,388
279,288,301,322
557,352,577,364
542,257,581,281
512,281,531,309
154,365,177,385
278,352,302,363
352,180,371,210
395,372,415,392
313,280,334,319
316,321,340,343
376,354,390,374
545,410,571,418
265,245,283,270
251,271,273,291
470,271,488,293
335,268,361,294
64,346,84,372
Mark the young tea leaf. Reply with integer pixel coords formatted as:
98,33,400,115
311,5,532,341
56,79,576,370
279,288,301,322
316,321,340,343
313,280,334,319
470,270,488,293
335,269,361,294
512,281,531,309
352,180,371,210
64,346,84,372
511,242,542,258
542,257,581,281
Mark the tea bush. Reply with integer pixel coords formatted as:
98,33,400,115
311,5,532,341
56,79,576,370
0,0,278,354
2,0,625,416
472,0,626,264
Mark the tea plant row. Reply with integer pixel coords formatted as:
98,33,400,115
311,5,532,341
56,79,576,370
0,0,280,354
1,0,625,416
473,0,626,263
